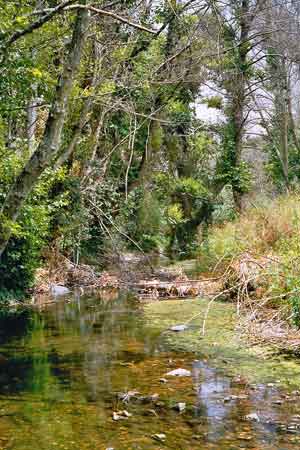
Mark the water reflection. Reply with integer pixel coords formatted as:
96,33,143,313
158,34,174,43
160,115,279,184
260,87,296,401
0,293,300,449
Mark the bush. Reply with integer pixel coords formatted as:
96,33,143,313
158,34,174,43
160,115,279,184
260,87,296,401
199,193,300,327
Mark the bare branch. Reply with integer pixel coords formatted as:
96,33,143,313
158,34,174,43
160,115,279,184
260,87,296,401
32,3,156,34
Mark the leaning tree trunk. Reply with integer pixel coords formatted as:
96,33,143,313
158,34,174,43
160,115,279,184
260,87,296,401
0,5,89,258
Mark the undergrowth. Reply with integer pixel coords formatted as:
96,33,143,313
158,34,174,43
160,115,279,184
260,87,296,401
199,193,300,327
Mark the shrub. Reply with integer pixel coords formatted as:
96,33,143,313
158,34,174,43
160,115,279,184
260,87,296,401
199,193,300,327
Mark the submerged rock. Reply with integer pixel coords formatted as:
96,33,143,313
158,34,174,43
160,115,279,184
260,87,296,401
117,391,159,404
117,390,139,402
223,394,248,402
165,368,191,377
245,413,260,422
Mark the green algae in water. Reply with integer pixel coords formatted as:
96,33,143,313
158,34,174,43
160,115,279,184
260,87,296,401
145,298,300,388
1,294,300,449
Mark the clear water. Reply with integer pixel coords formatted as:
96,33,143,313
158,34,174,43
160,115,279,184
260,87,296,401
0,292,300,449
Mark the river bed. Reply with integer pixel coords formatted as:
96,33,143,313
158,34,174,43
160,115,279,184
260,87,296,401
1,292,300,449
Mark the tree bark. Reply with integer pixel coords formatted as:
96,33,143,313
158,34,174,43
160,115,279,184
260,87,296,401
230,0,251,211
0,4,89,257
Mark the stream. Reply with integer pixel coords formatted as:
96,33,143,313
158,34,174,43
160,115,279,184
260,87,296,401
1,292,300,449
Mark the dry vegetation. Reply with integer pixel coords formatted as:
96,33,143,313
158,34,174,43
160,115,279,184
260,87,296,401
200,194,300,350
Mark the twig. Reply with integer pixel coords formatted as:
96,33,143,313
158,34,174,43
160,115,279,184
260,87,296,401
87,198,155,271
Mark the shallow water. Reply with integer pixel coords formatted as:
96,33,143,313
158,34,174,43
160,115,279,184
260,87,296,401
1,293,300,449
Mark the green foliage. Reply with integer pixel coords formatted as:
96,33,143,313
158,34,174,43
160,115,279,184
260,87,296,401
265,136,300,189
0,203,51,300
217,121,252,194
203,96,223,110
120,189,166,252
166,203,185,225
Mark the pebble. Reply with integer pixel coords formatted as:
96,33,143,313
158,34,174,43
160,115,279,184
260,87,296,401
112,410,132,421
175,402,186,412
223,395,248,402
169,324,188,332
152,433,166,442
165,368,191,377
244,413,260,422
159,378,168,383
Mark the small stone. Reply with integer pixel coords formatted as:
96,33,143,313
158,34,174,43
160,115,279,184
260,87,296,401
159,378,168,383
175,402,186,412
112,410,131,421
245,413,260,422
223,395,247,403
192,435,201,440
165,368,191,377
147,409,158,417
117,390,139,402
113,412,123,421
169,324,188,332
140,393,160,403
152,434,166,442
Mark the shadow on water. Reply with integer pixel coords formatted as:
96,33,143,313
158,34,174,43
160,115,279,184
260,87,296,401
0,292,300,449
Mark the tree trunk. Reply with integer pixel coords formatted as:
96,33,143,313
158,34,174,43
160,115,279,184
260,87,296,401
230,0,250,211
0,4,89,257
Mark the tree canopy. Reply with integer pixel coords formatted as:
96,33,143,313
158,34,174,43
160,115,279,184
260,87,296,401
1,0,300,299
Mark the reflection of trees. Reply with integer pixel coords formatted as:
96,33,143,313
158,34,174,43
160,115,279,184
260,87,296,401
0,292,153,448
192,360,287,448
39,292,160,403
0,308,33,345
0,293,299,449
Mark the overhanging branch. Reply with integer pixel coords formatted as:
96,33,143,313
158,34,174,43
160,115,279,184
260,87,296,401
32,3,156,34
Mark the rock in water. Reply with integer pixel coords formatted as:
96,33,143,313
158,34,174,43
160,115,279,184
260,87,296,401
245,413,260,422
165,368,191,377
175,402,186,412
152,434,166,442
112,410,132,421
169,324,188,332
50,284,70,296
